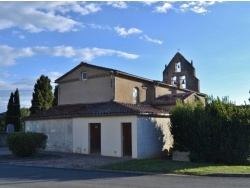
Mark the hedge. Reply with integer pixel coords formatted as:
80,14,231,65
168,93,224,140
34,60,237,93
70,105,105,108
7,132,47,157
170,97,250,165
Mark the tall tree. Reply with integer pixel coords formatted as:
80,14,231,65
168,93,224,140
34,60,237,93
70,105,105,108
5,92,14,130
13,89,21,132
30,75,54,115
52,85,58,106
0,112,5,132
4,89,22,132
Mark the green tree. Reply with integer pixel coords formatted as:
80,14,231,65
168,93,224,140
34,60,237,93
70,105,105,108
0,112,5,132
52,85,58,106
4,89,21,132
13,89,21,132
170,97,250,165
5,92,14,130
20,108,30,118
30,75,54,115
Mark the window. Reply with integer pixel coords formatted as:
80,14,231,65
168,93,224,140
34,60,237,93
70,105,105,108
175,62,181,72
181,75,186,88
132,87,139,104
81,71,87,80
171,76,177,86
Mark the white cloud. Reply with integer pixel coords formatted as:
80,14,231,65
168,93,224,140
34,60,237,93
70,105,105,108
179,1,216,14
114,26,143,37
180,3,190,11
142,1,158,6
76,47,139,61
191,6,207,14
0,77,35,111
0,71,15,78
107,1,128,9
18,35,25,40
0,45,139,66
139,35,163,45
0,2,103,33
0,1,218,34
152,1,217,14
46,71,63,88
12,30,26,40
0,45,34,66
0,71,64,112
88,23,112,30
82,3,102,14
154,2,173,13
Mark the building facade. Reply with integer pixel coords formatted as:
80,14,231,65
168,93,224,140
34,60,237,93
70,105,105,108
24,52,206,159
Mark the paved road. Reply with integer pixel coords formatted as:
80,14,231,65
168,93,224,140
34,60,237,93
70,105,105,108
0,164,249,188
0,147,11,155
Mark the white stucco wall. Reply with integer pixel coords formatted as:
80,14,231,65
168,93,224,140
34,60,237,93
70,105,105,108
25,119,73,152
136,116,172,159
72,116,137,158
72,118,89,154
25,115,171,159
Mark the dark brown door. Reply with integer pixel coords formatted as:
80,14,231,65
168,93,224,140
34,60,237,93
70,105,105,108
90,123,101,154
122,123,132,156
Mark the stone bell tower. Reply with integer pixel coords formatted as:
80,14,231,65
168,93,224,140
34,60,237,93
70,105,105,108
163,52,200,92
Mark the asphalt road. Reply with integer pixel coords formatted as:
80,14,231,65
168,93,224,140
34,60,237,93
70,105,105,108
0,164,249,188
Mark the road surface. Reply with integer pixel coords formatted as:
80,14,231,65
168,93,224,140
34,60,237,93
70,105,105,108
0,164,249,188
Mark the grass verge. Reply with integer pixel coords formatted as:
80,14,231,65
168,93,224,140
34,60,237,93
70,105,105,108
99,159,250,175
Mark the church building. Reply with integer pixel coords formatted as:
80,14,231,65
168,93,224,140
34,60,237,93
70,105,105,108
24,52,206,159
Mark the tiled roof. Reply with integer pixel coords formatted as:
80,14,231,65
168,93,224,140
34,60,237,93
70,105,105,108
55,62,207,95
154,92,193,105
55,62,153,84
24,101,169,120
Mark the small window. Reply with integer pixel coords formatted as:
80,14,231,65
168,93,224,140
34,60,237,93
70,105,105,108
82,72,87,80
171,76,177,86
175,62,181,72
181,75,186,89
133,87,139,104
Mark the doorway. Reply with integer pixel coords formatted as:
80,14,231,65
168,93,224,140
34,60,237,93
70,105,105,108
122,123,132,156
90,123,101,154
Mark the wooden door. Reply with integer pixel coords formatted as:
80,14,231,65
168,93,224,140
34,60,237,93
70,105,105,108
90,123,101,154
122,123,132,156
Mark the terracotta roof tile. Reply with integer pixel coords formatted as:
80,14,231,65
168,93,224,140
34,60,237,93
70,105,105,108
154,92,193,105
24,101,169,120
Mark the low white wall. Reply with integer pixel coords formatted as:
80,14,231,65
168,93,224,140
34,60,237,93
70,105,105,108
72,116,137,158
136,116,172,159
25,119,73,152
72,118,89,154
25,115,171,159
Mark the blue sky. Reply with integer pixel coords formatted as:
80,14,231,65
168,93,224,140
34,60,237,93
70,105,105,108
0,1,250,113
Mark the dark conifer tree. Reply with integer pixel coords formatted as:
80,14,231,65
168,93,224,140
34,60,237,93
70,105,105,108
5,89,22,132
30,75,54,115
13,89,21,131
5,92,14,130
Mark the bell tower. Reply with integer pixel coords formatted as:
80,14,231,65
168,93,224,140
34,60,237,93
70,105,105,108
163,52,200,92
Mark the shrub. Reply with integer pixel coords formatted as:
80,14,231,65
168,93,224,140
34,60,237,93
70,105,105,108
170,97,250,165
7,132,47,157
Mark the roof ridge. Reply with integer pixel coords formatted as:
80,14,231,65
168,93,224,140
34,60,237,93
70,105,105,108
24,101,169,120
55,61,154,83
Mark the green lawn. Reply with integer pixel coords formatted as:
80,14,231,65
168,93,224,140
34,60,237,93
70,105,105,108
99,159,250,175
